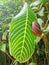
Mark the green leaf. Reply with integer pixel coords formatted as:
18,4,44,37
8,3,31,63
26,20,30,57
0,44,6,52
38,18,43,26
47,15,49,20
0,44,2,50
37,7,44,16
44,25,49,32
29,62,37,65
9,3,37,63
41,0,49,3
35,37,41,44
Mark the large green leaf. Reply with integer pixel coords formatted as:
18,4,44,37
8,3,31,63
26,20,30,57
9,3,37,63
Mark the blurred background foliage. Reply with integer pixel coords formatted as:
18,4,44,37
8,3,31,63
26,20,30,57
0,0,49,65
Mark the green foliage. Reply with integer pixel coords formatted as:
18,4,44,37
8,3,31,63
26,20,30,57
29,62,37,65
0,0,23,23
0,44,6,52
0,0,49,65
44,25,49,32
9,3,37,63
0,44,2,49
41,0,49,3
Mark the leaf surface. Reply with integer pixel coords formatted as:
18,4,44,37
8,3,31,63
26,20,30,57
9,3,37,63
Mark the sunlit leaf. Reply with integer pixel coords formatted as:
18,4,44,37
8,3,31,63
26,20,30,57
9,3,37,63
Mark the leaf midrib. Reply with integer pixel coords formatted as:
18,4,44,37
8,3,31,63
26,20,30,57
20,5,28,60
